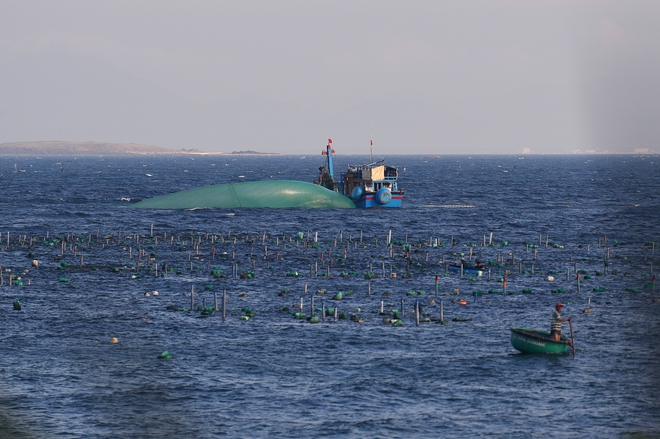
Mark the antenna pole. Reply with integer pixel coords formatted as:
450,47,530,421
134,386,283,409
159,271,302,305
370,125,374,162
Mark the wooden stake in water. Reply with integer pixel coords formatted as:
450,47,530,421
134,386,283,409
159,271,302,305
190,285,195,311
380,300,384,313
322,301,326,321
577,274,581,293
223,290,227,321
440,300,444,322
334,307,338,323
569,319,576,355
415,300,420,326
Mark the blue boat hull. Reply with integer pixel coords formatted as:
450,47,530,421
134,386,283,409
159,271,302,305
353,193,404,208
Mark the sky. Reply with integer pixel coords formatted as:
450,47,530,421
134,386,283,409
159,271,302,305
0,0,659,154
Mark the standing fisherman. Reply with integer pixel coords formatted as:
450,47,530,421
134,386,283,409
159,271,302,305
551,302,571,341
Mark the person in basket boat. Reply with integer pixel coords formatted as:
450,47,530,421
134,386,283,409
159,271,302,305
551,302,571,341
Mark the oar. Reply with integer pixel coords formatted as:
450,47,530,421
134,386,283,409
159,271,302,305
568,319,576,355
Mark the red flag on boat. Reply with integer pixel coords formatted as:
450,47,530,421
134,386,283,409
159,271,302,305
328,139,332,144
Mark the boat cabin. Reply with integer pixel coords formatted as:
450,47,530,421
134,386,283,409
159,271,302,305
342,162,399,196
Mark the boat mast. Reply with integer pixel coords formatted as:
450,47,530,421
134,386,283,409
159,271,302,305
324,138,334,181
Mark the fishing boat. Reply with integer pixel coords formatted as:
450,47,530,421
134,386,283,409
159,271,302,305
510,327,572,354
315,139,403,208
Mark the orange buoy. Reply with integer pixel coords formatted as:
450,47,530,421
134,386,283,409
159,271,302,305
459,299,467,305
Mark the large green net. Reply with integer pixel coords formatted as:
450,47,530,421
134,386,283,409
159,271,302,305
130,180,355,209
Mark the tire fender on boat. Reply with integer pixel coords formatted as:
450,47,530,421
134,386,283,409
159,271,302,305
376,188,392,205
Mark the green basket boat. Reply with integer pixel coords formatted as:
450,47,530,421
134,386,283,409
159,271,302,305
510,327,572,354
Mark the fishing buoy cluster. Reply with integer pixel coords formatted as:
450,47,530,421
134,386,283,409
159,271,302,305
1,227,656,333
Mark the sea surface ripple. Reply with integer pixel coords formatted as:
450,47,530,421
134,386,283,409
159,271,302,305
0,154,659,438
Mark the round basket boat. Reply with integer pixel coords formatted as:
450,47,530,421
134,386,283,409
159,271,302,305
510,327,571,354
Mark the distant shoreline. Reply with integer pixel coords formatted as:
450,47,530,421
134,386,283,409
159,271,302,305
0,141,278,156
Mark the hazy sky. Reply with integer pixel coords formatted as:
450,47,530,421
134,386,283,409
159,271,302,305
1,0,659,154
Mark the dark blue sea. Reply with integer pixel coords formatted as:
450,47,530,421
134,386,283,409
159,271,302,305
1,154,659,438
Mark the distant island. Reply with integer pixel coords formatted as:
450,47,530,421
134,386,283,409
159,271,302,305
0,141,279,156
0,141,203,156
229,150,279,156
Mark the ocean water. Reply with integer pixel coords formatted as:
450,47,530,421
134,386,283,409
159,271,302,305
0,154,659,438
